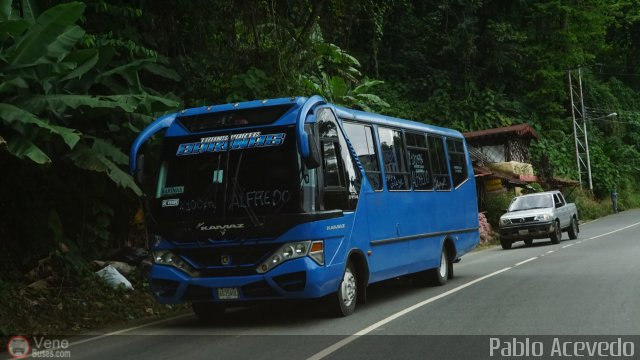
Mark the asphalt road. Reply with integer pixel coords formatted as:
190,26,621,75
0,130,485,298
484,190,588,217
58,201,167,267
27,210,640,359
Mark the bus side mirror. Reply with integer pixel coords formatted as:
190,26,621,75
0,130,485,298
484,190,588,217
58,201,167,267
135,153,145,186
305,133,321,169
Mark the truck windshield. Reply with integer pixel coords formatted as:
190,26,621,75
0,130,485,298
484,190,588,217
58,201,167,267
508,194,553,211
151,126,319,238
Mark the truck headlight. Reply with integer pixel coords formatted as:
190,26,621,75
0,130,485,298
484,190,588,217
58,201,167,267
153,250,197,276
535,214,551,221
257,240,324,273
500,218,511,225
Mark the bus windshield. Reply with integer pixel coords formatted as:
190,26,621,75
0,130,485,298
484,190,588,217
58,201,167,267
151,126,320,238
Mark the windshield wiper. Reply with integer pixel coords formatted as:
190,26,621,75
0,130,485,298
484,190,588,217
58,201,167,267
230,151,263,228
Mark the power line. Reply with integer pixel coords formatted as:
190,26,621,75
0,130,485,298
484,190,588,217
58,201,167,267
588,118,640,126
585,107,640,116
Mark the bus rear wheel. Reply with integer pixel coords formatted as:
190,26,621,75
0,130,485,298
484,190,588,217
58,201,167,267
415,246,450,286
326,262,357,317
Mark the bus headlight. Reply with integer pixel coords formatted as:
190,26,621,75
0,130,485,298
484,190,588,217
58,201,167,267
257,240,324,273
153,250,197,276
500,218,511,225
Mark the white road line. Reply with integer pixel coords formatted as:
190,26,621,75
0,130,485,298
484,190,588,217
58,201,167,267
13,218,639,360
6,313,193,360
308,219,640,360
306,266,513,360
515,257,538,266
68,313,192,347
587,221,640,240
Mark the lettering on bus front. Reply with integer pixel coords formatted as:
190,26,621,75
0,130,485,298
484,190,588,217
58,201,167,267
229,189,292,210
178,198,217,213
176,131,286,156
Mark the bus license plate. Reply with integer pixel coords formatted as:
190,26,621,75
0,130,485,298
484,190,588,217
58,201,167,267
217,287,239,300
518,230,529,236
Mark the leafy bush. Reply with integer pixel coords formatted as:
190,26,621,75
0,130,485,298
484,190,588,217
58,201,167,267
485,192,514,230
570,188,610,220
0,0,179,279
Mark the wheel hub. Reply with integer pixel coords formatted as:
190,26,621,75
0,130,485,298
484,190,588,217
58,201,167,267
341,269,356,307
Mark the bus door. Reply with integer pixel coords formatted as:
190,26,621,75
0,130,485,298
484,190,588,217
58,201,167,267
343,122,410,280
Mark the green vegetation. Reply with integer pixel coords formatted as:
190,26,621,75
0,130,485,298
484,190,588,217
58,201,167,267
1,0,639,333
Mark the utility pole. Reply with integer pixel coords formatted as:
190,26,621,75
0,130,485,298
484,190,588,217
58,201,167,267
568,67,592,190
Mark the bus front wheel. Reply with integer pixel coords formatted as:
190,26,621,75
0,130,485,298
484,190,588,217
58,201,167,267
326,261,358,317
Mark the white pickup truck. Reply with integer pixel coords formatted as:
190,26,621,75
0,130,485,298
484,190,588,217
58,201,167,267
498,190,579,249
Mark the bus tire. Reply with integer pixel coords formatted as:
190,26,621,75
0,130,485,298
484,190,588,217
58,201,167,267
550,220,562,244
414,245,451,286
568,217,579,240
327,261,357,317
430,246,449,286
192,302,226,323
501,238,512,250
524,239,533,246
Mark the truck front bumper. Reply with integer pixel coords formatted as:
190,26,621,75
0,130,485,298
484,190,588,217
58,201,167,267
499,221,555,241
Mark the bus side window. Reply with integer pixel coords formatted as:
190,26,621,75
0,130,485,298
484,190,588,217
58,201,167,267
322,142,343,187
378,127,410,191
446,138,468,188
316,108,360,210
428,135,451,191
406,132,433,191
343,122,383,190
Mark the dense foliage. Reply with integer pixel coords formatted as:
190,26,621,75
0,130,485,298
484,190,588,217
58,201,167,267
1,0,639,283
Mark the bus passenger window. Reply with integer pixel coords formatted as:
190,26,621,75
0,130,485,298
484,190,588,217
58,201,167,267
343,122,382,190
406,132,433,190
446,138,468,188
428,136,451,191
378,127,410,190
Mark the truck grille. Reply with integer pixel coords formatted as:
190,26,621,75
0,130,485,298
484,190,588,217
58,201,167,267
511,216,535,224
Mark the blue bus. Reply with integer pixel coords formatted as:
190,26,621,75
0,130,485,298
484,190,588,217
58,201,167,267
130,96,479,319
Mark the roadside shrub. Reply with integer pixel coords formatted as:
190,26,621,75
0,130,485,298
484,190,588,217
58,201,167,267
570,188,610,220
485,192,514,229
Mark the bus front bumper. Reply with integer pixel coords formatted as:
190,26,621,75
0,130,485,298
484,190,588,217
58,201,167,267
148,257,343,304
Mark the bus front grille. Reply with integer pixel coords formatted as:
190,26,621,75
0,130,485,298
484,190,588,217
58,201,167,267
178,244,281,268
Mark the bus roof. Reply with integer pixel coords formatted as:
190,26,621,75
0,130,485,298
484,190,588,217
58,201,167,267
131,96,465,174
164,96,463,138
334,105,463,139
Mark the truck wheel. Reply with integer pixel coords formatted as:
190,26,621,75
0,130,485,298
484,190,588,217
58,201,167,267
550,220,562,244
524,239,533,246
327,261,357,317
501,238,512,250
192,302,226,323
568,217,579,240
